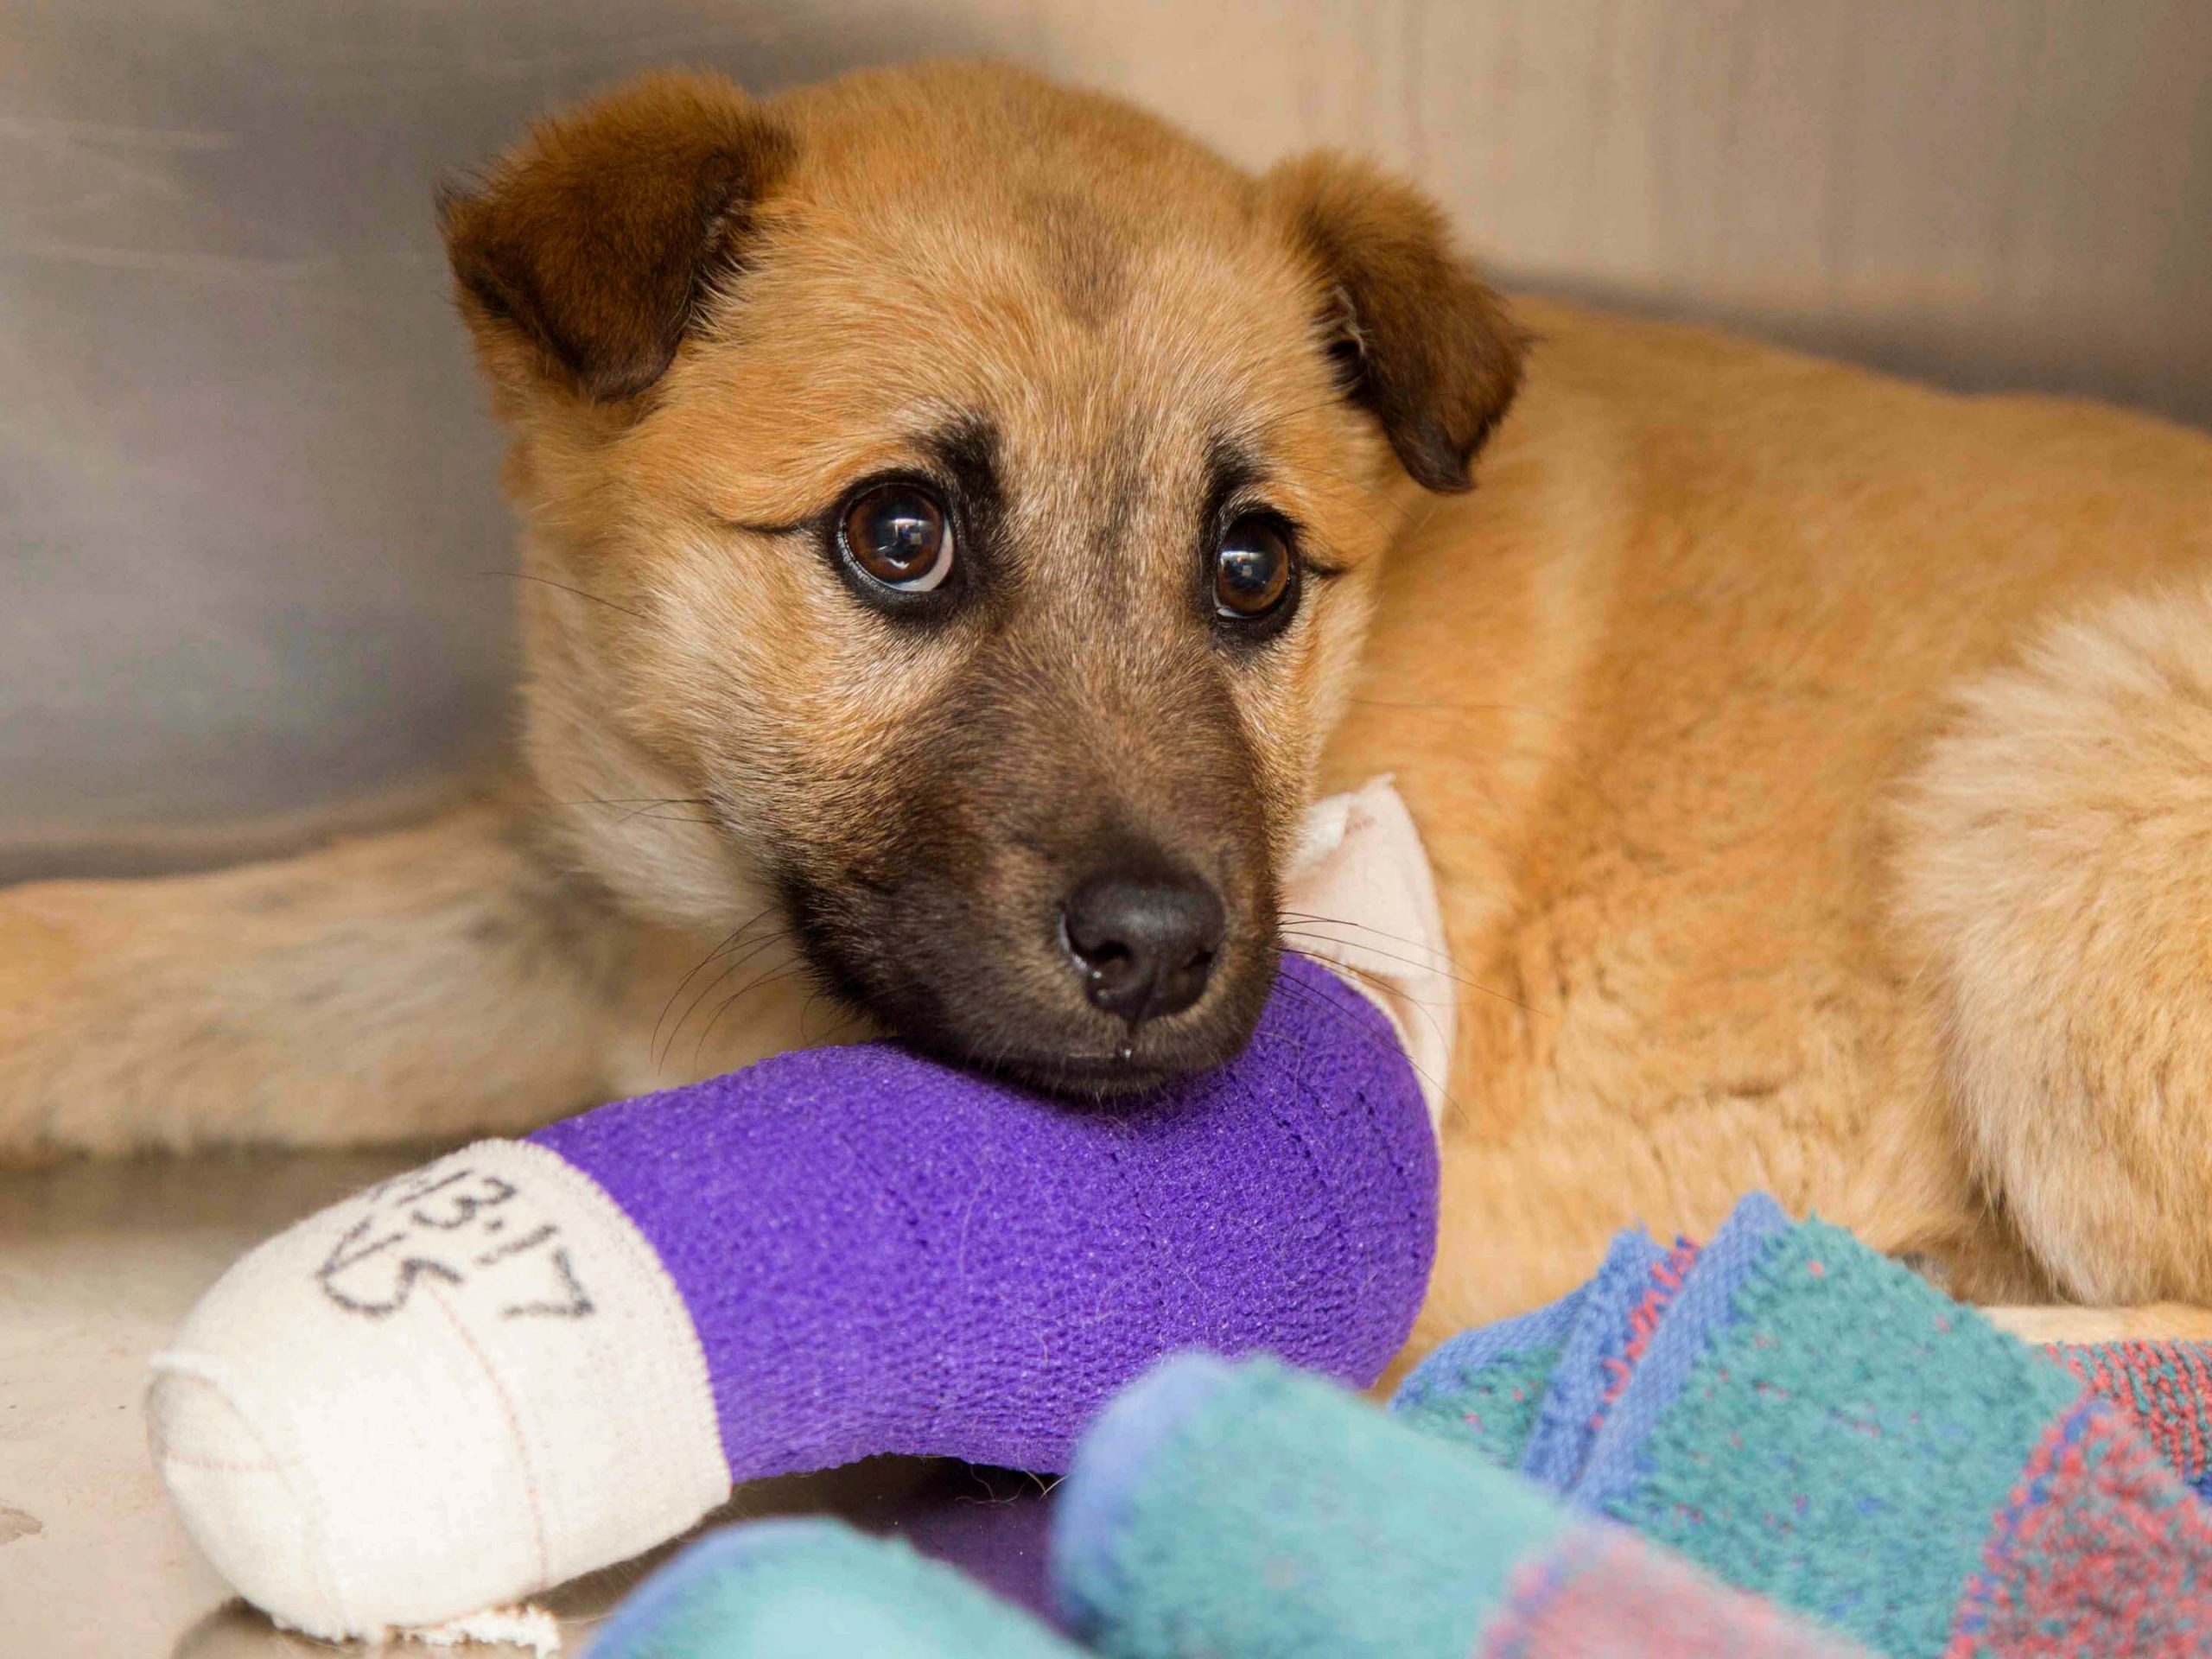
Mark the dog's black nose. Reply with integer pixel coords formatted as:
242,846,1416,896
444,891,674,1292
1062,865,1225,1027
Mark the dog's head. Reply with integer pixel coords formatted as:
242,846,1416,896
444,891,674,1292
442,64,1521,1091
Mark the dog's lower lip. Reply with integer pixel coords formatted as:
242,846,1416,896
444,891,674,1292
1006,1051,1147,1075
986,1050,1185,1093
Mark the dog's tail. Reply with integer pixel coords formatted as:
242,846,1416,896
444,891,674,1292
1897,577,2212,1305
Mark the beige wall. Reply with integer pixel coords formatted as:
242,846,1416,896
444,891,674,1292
1045,0,2212,423
4,0,2209,872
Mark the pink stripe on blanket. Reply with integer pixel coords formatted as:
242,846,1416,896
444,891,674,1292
1946,1398,2212,1658
2052,1339,2212,1487
1479,1525,1868,1659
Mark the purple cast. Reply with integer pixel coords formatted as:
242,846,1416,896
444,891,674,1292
531,952,1438,1481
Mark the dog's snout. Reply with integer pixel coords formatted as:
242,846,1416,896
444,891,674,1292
1061,863,1226,1027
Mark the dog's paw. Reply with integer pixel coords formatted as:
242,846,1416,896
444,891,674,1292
0,880,143,1161
0,876,240,1162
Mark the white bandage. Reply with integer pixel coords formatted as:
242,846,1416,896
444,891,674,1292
146,1139,726,1641
1281,777,1458,1129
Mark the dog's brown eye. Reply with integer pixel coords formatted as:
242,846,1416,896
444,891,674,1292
842,484,955,593
1214,515,1293,620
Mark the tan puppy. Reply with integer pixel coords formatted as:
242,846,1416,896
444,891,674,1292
7,64,2212,1359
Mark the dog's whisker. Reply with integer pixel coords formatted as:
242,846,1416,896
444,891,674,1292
1286,944,1459,1013
809,1007,869,1050
693,961,816,1071
656,926,787,1073
538,795,722,828
651,908,779,1064
477,569,650,622
1268,964,1462,1118
1275,923,1466,983
1277,923,1528,1011
1277,911,1462,962
1277,911,1479,976
1273,972,1462,1118
540,796,714,807
797,983,864,1046
1282,949,1459,1055
663,933,790,1074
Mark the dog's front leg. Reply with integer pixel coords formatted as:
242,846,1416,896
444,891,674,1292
0,803,634,1160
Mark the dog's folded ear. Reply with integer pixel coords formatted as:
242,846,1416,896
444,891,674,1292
438,72,796,404
1264,153,1526,493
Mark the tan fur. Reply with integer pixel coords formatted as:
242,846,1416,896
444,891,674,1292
1897,582,2212,1304
1336,300,2212,1345
8,64,2212,1356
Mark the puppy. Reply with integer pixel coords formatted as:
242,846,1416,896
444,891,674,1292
8,63,2212,1357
